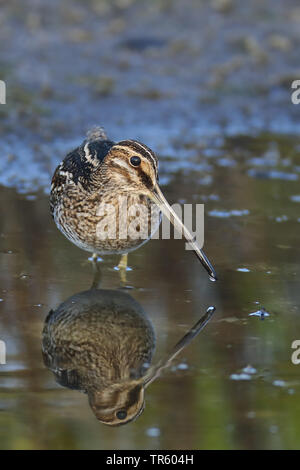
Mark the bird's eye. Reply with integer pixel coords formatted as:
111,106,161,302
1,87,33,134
116,410,127,420
130,156,141,167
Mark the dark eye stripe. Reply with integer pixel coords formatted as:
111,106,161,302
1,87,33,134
140,171,153,189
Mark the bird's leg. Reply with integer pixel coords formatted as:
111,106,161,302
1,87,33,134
91,253,102,289
91,253,98,263
117,253,128,285
118,253,128,270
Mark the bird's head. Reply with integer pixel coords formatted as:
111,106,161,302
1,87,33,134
101,139,158,193
102,139,217,281
88,381,145,426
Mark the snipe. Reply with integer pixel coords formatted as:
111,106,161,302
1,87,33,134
42,287,215,425
50,127,217,280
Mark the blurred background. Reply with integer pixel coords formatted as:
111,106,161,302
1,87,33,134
1,0,300,450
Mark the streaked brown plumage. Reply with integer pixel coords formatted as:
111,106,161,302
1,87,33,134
42,287,216,426
42,288,155,425
50,127,217,280
50,128,160,255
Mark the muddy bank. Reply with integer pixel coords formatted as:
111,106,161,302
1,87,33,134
0,0,299,192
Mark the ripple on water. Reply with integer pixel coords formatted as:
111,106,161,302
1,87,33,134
242,365,257,375
273,380,286,388
146,427,161,437
176,363,189,371
208,209,249,218
230,373,252,381
247,169,298,181
275,215,288,222
249,308,270,319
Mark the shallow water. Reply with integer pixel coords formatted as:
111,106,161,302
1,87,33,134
1,133,300,449
1,0,300,450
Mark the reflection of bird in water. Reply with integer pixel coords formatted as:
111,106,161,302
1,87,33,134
42,289,154,425
50,127,217,282
42,288,215,426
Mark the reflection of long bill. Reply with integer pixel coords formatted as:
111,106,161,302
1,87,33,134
150,185,218,281
143,305,216,388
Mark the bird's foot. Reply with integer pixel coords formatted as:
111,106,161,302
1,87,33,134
114,253,132,285
88,253,103,263
90,253,102,289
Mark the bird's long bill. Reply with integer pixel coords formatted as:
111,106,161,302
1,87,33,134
150,185,217,281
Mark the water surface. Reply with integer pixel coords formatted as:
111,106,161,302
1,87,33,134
1,133,300,449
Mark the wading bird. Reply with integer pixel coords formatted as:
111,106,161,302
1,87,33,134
50,128,217,281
